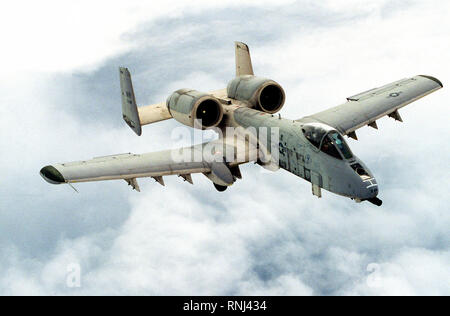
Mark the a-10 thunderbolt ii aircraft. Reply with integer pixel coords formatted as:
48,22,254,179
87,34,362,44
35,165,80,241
40,42,443,206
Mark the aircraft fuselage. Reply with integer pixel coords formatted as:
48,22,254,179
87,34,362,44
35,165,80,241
229,106,380,203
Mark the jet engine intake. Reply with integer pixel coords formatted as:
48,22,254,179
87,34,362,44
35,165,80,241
227,75,285,113
167,89,224,129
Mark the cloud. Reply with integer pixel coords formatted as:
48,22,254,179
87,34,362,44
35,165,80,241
0,0,449,295
0,0,294,75
347,248,450,296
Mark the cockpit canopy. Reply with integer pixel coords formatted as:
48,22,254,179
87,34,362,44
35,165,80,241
301,123,353,160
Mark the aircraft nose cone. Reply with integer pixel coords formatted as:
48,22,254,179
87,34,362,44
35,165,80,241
40,166,65,184
360,177,379,199
359,177,382,205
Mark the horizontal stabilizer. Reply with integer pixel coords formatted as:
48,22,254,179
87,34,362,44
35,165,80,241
138,102,172,125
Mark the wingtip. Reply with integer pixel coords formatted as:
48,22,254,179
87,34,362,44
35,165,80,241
40,165,65,184
419,75,443,88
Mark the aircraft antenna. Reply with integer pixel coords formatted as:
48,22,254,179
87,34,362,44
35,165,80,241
68,183,79,193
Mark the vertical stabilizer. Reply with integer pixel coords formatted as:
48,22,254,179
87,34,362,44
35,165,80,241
119,67,142,136
235,42,254,77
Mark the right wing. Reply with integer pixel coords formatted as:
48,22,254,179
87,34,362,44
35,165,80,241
40,136,257,191
302,75,443,139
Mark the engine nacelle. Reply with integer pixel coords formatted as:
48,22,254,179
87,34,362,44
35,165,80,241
166,89,224,129
227,75,285,113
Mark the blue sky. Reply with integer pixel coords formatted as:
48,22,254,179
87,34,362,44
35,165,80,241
0,0,449,295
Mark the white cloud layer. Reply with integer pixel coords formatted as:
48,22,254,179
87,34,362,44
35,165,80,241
0,0,293,74
0,0,449,295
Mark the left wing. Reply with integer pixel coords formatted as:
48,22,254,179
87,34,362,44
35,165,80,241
40,136,257,191
302,75,443,139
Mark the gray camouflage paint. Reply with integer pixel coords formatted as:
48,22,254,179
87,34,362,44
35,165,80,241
40,42,443,205
231,106,378,200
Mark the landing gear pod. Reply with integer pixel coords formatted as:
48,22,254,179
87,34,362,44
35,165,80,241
204,162,235,188
214,184,228,192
